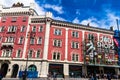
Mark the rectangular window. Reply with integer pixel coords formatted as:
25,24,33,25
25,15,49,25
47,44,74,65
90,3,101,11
21,26,25,32
11,17,17,22
72,31,79,38
39,26,43,32
23,17,26,22
2,49,12,57
2,17,6,22
37,37,42,44
6,36,14,43
53,52,60,60
53,39,62,47
18,37,24,44
8,26,17,32
28,50,33,58
54,29,62,35
72,54,79,61
71,42,79,49
0,26,4,32
16,50,21,58
32,26,36,32
30,37,35,44
36,50,40,58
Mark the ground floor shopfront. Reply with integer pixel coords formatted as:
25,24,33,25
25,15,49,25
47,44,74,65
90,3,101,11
0,60,120,78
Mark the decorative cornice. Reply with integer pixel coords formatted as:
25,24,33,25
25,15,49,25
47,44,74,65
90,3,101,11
52,20,114,35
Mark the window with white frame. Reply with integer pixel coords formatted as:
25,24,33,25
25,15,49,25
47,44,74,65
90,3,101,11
18,37,24,44
32,26,36,32
53,39,62,47
37,37,42,44
11,17,17,22
28,50,33,58
2,17,6,22
0,26,4,32
54,29,62,35
2,49,12,57
36,50,40,58
53,52,60,60
21,26,25,32
39,25,43,32
30,37,35,44
0,37,2,42
72,53,79,61
72,31,79,38
6,36,14,42
71,42,79,49
88,34,94,40
23,17,26,22
16,49,21,58
8,26,17,32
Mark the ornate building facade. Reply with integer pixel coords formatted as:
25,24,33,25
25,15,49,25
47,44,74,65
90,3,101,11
0,3,119,78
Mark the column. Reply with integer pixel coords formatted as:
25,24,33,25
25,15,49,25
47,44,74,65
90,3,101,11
40,18,51,78
22,16,31,58
64,64,69,78
115,68,120,75
40,61,48,77
65,28,68,61
82,65,87,77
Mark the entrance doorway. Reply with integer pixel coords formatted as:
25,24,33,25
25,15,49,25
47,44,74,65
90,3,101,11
11,64,19,78
0,63,9,77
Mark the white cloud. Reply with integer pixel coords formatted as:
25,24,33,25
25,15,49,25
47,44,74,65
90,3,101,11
0,0,45,15
53,16,66,21
73,17,80,23
72,10,120,30
44,4,63,14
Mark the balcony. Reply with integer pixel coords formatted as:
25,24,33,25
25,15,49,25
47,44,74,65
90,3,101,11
1,42,14,48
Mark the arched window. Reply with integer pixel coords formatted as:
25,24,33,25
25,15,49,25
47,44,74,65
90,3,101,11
53,52,60,60
28,50,33,58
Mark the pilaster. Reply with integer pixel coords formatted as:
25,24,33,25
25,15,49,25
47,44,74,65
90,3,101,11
64,64,69,78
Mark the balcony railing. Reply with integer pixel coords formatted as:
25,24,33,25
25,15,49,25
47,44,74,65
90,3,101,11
1,42,14,47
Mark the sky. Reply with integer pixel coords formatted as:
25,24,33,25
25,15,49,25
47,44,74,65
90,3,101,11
1,0,120,30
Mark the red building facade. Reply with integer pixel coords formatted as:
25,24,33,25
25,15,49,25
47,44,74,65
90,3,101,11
0,3,119,78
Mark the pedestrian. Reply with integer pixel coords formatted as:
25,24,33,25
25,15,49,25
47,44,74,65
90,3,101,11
107,72,111,80
0,72,3,80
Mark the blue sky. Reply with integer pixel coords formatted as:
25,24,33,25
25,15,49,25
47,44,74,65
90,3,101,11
1,0,120,30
